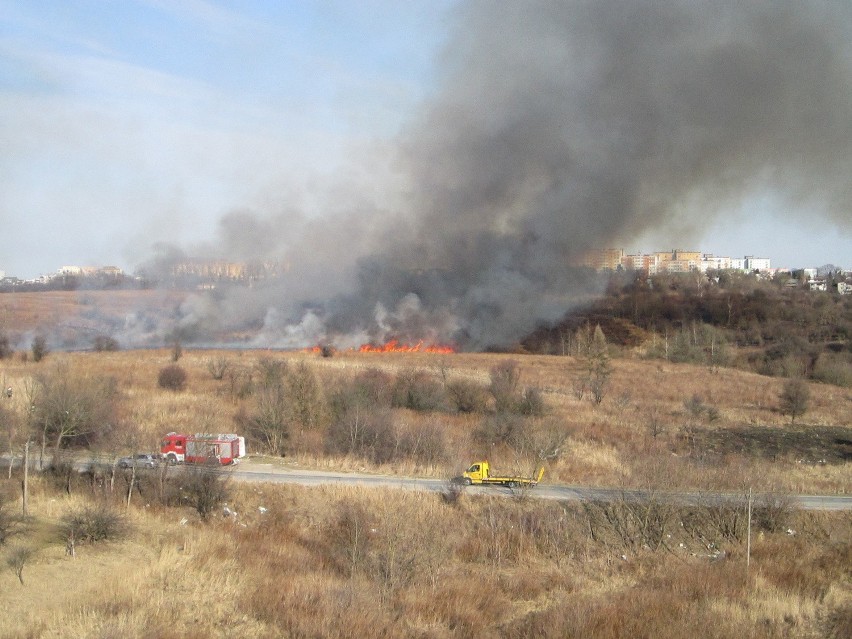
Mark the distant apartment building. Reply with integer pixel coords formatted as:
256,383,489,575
58,265,124,278
620,253,659,275
577,248,625,271
579,247,777,276
744,256,771,271
700,254,731,272
171,259,288,282
58,265,83,275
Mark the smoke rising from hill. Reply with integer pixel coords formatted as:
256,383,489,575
137,1,852,350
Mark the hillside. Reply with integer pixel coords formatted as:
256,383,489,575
0,349,849,637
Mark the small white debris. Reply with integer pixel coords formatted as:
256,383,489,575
258,506,268,514
179,517,188,526
621,554,628,561
786,528,796,536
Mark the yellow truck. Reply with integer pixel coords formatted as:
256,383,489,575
456,460,545,488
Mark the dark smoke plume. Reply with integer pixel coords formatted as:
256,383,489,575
135,0,852,350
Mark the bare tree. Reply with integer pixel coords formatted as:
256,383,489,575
31,336,48,363
779,378,810,424
489,359,521,413
31,364,118,465
6,546,34,585
0,401,18,479
585,325,612,405
235,359,291,456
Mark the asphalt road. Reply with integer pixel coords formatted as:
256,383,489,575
231,464,852,511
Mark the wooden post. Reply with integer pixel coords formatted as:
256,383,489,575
746,487,753,571
22,441,29,517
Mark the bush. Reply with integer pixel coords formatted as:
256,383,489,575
474,412,526,450
0,490,23,546
391,370,447,412
325,407,398,464
812,353,852,387
61,503,126,544
170,463,231,520
31,335,48,362
0,332,13,359
93,335,120,352
489,360,521,413
446,379,488,413
33,366,119,456
158,364,187,391
518,387,546,417
207,356,230,380
779,378,809,424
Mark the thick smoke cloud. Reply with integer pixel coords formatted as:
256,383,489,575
136,1,852,350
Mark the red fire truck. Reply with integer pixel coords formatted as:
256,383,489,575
160,432,246,465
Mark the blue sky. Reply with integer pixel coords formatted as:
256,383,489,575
1,0,850,279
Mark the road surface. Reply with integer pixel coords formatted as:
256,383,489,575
231,462,852,511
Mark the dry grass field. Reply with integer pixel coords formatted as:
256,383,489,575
0,347,850,637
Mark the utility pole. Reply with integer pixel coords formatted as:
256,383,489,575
22,440,29,517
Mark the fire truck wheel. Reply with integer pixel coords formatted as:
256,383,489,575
166,454,178,465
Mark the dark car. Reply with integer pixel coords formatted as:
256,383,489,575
118,454,159,469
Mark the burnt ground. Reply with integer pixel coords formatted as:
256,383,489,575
694,425,852,465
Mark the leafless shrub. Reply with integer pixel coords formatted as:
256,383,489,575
391,369,447,412
93,335,120,352
446,379,488,413
398,420,447,465
440,481,465,506
517,387,546,416
206,356,230,380
474,412,525,450
157,364,187,391
489,359,521,413
31,335,48,362
169,463,231,521
0,490,23,545
752,492,796,533
0,333,13,359
680,500,747,546
170,339,182,362
326,502,374,577
32,365,119,460
583,496,675,552
287,362,324,432
571,376,587,400
60,502,127,544
779,377,810,424
6,545,34,585
325,406,397,464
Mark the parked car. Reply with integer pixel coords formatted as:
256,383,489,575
118,454,159,469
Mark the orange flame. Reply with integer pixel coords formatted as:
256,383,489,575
358,339,455,354
307,340,455,354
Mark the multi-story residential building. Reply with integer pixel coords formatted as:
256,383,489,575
620,253,659,275
744,256,771,271
700,254,731,272
577,249,625,271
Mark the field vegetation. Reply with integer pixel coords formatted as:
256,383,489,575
0,277,849,636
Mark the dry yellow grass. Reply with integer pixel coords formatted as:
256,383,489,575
1,348,849,495
1,480,849,638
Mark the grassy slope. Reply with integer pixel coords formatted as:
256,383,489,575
0,348,850,637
